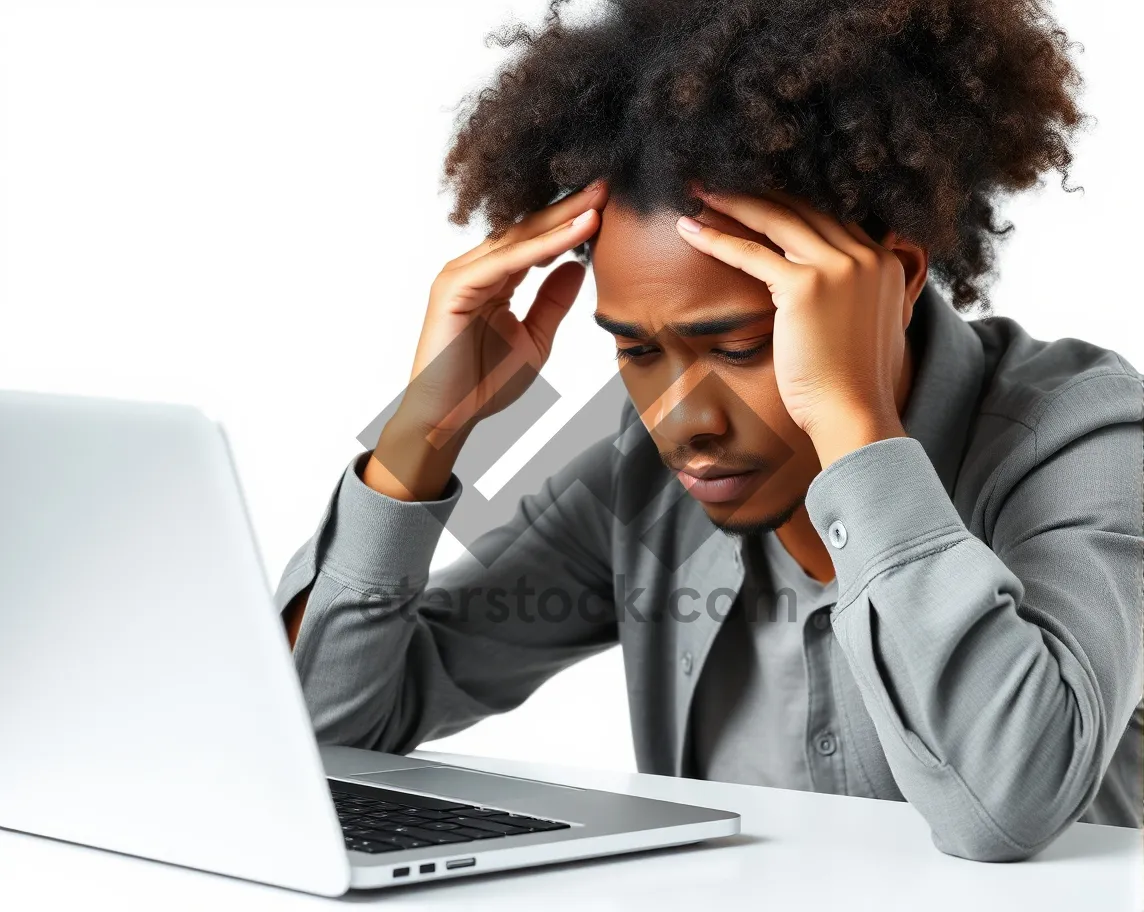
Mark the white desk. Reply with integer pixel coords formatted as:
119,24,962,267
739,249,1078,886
2,749,1140,911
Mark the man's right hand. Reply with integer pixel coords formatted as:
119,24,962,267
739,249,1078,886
365,179,608,502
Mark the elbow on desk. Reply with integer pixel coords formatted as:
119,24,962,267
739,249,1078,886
917,676,1116,863
932,828,1043,864
924,759,1106,864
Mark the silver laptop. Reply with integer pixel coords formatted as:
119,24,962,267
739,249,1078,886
0,389,739,896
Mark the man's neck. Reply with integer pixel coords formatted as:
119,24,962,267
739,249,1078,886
775,335,918,584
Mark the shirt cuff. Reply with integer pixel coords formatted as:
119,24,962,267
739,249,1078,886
804,436,970,606
319,450,464,591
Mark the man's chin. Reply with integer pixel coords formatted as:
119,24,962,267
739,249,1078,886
703,495,805,539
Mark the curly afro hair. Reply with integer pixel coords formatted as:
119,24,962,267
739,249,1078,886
439,0,1091,315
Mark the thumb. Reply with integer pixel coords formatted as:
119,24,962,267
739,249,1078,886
521,260,587,360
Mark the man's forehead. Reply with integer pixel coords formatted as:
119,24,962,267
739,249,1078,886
589,198,778,304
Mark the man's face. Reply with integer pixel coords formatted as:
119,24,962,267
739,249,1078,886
589,197,820,537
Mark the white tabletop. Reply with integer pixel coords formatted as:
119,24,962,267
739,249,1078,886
1,749,1139,911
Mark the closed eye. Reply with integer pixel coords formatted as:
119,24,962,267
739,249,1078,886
714,342,769,362
614,345,658,362
615,340,771,365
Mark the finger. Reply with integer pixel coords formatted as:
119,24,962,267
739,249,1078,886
694,190,837,265
676,216,802,290
431,349,532,441
521,261,586,359
455,208,599,293
758,186,875,257
446,180,608,271
500,251,562,299
495,267,532,302
481,241,581,321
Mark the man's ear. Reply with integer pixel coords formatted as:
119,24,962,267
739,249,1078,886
880,230,929,330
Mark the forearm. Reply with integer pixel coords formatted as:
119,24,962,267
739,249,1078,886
834,537,1106,858
274,426,622,751
272,448,470,748
363,406,471,503
805,434,1142,860
288,567,490,750
281,411,465,649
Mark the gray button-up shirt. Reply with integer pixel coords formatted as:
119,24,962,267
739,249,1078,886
275,282,1144,862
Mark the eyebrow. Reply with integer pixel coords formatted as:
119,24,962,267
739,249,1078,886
592,309,775,340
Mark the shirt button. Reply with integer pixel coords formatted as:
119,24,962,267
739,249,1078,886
360,589,394,621
681,652,693,675
828,520,847,549
815,732,838,756
814,611,831,631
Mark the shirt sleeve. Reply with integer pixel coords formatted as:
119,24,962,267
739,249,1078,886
803,374,1144,862
272,432,621,753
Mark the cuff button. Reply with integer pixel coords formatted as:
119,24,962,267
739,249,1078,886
828,520,847,549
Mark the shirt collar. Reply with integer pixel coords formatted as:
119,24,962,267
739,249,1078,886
898,281,987,497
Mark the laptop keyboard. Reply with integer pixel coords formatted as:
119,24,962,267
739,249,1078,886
330,778,572,855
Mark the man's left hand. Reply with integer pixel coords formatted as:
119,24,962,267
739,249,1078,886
675,186,911,469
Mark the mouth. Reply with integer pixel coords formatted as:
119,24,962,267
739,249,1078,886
674,464,763,503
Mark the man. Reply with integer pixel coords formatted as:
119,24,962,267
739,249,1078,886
275,181,1143,865
275,0,1144,863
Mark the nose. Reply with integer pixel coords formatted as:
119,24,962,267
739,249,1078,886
648,363,728,447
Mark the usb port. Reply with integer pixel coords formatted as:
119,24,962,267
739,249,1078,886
419,863,436,874
392,867,410,878
445,857,476,870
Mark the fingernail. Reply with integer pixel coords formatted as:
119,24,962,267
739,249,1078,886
585,179,603,194
677,216,702,233
572,210,594,227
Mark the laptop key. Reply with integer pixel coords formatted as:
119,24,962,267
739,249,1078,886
418,821,460,830
485,815,570,831
401,828,470,845
375,834,432,850
518,819,570,831
451,826,506,840
451,817,533,836
383,824,466,842
362,842,403,854
346,838,402,854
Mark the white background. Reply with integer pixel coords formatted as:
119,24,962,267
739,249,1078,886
2,0,1140,774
